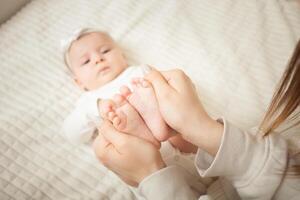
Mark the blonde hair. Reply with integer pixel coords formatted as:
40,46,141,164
259,40,300,176
259,41,300,135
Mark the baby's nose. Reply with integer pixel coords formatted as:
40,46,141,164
96,57,104,63
93,54,104,64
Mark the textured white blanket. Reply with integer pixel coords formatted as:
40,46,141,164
0,0,299,199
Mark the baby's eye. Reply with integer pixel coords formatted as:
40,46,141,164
82,59,90,65
102,49,111,54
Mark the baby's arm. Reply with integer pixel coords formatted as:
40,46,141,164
62,104,98,144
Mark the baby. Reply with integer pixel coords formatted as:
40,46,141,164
62,28,196,153
62,28,209,196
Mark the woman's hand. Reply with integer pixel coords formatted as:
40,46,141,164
93,120,166,186
145,69,224,155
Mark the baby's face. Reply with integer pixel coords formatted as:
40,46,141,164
68,32,128,90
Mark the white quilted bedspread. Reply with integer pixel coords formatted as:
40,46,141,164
0,0,299,199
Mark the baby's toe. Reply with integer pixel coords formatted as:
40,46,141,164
113,94,126,106
98,99,115,118
113,110,127,130
141,79,151,87
108,111,117,121
119,85,132,98
132,77,149,88
112,116,121,126
131,77,140,85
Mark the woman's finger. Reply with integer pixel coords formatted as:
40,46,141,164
160,69,192,94
146,69,191,95
145,69,175,97
98,120,131,150
92,130,112,162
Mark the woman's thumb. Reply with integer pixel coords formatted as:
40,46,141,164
98,120,128,148
145,69,174,100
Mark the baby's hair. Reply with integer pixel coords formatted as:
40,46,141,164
62,28,111,73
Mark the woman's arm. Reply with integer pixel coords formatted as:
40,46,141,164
195,118,290,199
145,69,298,199
63,101,96,144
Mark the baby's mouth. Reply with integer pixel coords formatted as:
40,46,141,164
98,66,110,75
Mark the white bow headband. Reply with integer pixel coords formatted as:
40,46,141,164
60,28,104,69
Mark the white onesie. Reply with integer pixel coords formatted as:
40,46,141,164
62,65,210,197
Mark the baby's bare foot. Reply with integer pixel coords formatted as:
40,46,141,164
98,96,160,148
98,98,126,130
120,78,173,142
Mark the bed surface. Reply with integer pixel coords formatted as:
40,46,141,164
0,0,299,199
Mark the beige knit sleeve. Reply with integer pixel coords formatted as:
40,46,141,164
138,166,198,200
195,118,290,199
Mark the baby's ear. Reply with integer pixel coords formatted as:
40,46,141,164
122,53,129,64
121,52,127,59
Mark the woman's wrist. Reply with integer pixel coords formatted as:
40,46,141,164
184,112,224,156
138,157,166,184
199,118,224,156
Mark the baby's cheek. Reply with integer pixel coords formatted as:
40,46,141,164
82,73,92,83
